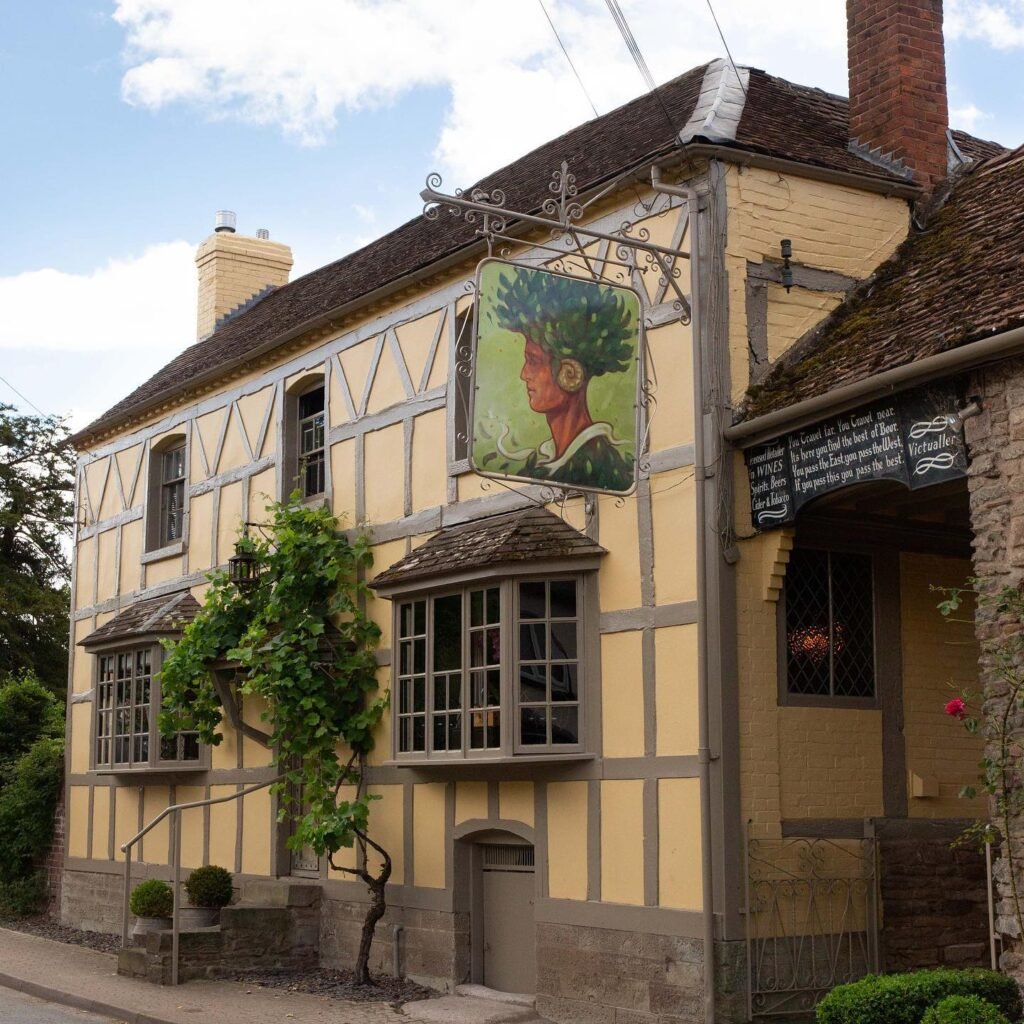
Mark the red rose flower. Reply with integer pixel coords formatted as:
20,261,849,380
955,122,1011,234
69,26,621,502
945,697,967,721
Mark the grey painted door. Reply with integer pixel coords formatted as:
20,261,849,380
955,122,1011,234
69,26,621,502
481,844,536,994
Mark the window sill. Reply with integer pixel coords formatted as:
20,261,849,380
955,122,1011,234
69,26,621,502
91,764,207,777
779,695,880,711
385,752,595,769
141,541,187,565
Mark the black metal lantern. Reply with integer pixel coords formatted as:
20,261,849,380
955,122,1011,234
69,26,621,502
228,541,261,591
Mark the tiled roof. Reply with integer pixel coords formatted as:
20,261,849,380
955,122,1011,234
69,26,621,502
73,61,1002,446
369,506,605,590
79,591,201,648
741,145,1024,421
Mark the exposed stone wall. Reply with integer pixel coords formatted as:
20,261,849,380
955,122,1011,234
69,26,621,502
61,868,123,934
965,356,1024,977
320,896,469,993
879,825,989,971
534,922,706,1024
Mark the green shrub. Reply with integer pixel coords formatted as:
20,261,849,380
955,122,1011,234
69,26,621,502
0,874,47,917
184,865,233,909
0,674,63,768
129,879,174,919
921,995,1010,1024
816,969,1022,1024
0,737,63,886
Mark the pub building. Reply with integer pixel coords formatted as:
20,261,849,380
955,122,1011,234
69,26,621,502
60,2,1022,1022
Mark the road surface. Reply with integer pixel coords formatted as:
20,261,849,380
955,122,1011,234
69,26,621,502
0,987,120,1024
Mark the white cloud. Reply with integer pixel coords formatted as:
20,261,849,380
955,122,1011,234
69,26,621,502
0,242,196,352
947,0,1024,49
112,0,847,183
950,102,993,132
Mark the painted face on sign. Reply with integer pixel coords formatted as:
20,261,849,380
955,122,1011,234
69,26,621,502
520,338,567,414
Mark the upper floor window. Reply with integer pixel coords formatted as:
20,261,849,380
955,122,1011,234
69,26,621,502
395,576,585,759
298,385,326,499
783,548,875,701
146,435,188,553
94,644,201,770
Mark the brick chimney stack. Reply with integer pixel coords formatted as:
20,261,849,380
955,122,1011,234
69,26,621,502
195,212,293,340
847,0,949,189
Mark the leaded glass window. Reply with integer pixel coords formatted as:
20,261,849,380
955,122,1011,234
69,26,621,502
159,444,186,545
784,549,875,700
298,386,325,498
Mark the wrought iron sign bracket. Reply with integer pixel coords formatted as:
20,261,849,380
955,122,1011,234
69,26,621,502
421,161,692,325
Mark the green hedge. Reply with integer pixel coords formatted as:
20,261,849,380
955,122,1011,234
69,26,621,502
921,995,1010,1024
130,879,174,919
816,969,1022,1024
184,865,233,909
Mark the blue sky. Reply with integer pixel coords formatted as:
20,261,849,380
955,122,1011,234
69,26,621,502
2,0,1022,431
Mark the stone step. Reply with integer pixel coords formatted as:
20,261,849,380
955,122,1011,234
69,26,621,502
238,879,320,908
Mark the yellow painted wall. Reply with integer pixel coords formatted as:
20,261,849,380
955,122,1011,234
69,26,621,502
779,708,884,820
367,785,404,885
600,780,644,905
364,423,405,524
241,787,272,876
119,520,143,595
67,786,90,859
396,310,444,392
75,536,95,608
547,782,588,901
499,782,534,827
411,409,447,512
596,494,640,610
208,785,237,870
187,491,214,573
601,631,645,758
330,438,357,525
901,553,987,819
413,783,446,888
113,786,140,862
216,480,244,568
658,778,702,910
91,787,111,860
69,704,91,773
651,469,697,604
455,782,488,824
177,786,206,869
645,321,694,453
655,625,699,756
141,787,169,864
241,695,273,768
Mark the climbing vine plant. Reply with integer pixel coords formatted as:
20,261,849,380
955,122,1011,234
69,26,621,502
159,497,391,983
938,578,1024,947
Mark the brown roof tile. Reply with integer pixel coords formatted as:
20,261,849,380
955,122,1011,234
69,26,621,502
74,65,1000,446
369,506,605,590
79,591,201,648
741,145,1024,421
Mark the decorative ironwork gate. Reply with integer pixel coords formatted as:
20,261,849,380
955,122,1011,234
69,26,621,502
745,833,880,1020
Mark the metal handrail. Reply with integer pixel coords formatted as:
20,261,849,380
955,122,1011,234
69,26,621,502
120,773,285,985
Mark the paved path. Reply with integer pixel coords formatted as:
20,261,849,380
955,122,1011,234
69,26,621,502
2,986,121,1024
0,928,539,1024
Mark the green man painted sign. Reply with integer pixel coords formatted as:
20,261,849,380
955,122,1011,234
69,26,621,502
470,260,643,496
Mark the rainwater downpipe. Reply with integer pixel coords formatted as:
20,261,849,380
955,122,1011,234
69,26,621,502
651,163,716,1024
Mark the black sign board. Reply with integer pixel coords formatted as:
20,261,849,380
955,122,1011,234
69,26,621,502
746,385,967,530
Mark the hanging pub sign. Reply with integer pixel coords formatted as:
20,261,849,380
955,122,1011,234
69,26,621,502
746,384,968,530
470,259,643,496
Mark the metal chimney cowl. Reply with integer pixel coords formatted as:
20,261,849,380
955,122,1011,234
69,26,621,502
214,210,237,234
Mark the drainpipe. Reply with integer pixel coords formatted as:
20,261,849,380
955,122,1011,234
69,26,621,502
393,925,404,978
651,163,716,1024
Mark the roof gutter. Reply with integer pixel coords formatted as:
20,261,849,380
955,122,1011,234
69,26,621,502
726,323,1024,448
677,143,921,200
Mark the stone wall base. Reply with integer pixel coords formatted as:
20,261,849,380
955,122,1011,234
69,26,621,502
61,867,123,935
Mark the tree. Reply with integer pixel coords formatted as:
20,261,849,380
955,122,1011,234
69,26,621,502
159,498,389,984
0,404,75,696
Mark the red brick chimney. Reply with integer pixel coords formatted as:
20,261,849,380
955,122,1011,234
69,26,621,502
847,0,949,189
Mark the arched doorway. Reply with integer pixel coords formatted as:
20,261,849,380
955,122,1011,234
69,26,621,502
455,825,537,995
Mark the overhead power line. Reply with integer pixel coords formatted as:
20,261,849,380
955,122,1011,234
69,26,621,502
0,373,48,416
704,0,749,98
538,0,600,119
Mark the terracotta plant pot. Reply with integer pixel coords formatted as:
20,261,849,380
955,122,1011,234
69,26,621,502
178,906,220,929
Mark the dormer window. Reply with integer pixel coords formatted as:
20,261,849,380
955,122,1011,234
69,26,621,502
298,385,326,499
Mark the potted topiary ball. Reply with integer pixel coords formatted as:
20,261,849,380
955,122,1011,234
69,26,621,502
181,865,234,927
129,879,174,937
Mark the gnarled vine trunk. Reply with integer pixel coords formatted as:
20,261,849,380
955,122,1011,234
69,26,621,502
332,829,392,986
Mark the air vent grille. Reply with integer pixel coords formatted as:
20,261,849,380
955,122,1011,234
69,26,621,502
481,843,535,871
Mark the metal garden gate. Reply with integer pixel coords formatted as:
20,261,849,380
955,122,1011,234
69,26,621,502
745,833,880,1020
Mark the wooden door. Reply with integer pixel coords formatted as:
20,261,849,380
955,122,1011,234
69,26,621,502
480,843,536,994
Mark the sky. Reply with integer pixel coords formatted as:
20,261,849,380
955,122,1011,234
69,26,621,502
2,0,1023,433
